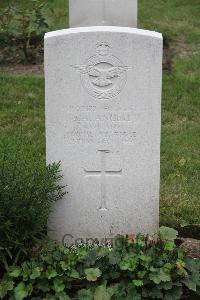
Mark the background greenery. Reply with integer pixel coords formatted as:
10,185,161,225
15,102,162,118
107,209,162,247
0,0,68,30
0,0,199,233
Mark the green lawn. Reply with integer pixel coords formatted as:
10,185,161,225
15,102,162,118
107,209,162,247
0,0,199,232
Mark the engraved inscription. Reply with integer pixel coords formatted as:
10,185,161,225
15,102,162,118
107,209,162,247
64,106,136,145
84,150,122,211
67,111,132,122
73,42,131,100
65,130,136,144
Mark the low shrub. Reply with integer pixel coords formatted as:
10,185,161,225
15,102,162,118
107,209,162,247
0,1,50,64
0,136,65,271
0,227,199,299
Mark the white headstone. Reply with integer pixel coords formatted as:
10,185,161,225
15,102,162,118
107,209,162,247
45,27,163,244
69,0,137,28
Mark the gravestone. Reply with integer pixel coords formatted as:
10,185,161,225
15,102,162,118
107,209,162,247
45,26,163,244
69,0,137,28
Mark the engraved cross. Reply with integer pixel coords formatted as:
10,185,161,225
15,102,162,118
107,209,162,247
84,150,122,211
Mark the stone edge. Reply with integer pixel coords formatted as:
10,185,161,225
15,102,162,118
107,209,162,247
44,26,162,40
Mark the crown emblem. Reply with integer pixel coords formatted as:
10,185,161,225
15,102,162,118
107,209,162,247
96,42,111,56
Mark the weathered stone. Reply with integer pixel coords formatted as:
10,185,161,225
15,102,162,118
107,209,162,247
45,27,163,244
69,0,137,28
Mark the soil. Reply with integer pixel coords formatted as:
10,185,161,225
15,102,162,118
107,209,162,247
181,238,200,259
0,63,44,76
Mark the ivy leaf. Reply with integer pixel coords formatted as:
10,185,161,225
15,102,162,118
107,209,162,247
139,255,151,263
14,282,32,300
132,280,144,287
120,255,138,271
67,269,80,279
77,289,93,300
30,267,41,279
8,266,21,278
139,255,152,268
159,282,173,290
149,287,163,299
113,235,126,250
149,273,162,285
158,269,171,283
56,291,71,300
164,263,173,271
85,268,102,282
97,247,110,258
21,262,31,279
136,236,146,248
159,227,178,242
150,269,171,284
113,280,129,297
183,273,199,292
108,251,121,265
164,287,182,300
77,247,88,261
85,249,98,265
59,246,70,255
60,261,70,271
164,241,175,251
53,278,65,293
127,286,141,300
36,279,50,292
0,280,14,299
45,266,57,279
94,285,112,300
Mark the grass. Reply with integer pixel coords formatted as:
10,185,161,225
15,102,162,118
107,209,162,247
0,0,200,233
0,75,45,155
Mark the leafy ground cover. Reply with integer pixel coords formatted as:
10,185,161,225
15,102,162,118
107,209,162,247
0,2,199,232
0,227,199,300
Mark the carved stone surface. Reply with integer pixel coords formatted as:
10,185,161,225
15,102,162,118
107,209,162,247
69,0,137,28
45,27,163,244
72,42,130,100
